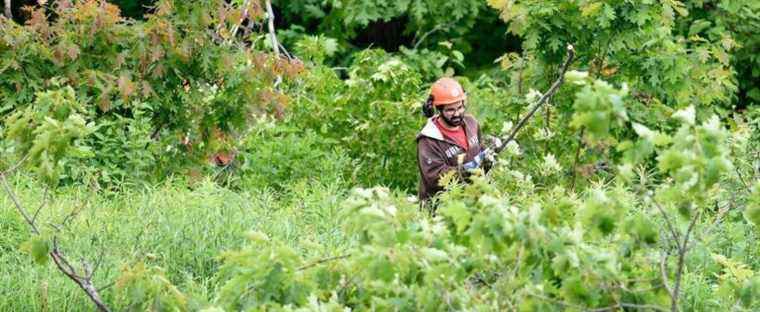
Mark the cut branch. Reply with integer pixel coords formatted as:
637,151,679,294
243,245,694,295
495,44,575,154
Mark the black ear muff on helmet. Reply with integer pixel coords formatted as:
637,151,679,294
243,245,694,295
422,95,435,118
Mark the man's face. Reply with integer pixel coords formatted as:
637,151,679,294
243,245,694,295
440,101,465,127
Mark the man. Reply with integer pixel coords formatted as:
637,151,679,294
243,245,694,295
417,77,498,206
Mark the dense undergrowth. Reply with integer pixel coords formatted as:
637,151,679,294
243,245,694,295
2,0,760,311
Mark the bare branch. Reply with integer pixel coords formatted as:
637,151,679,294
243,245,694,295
653,199,681,244
1,173,40,234
31,187,49,224
660,251,675,302
671,210,700,312
495,44,576,154
570,128,585,191
413,23,452,50
735,166,751,194
1,153,30,176
227,0,251,43
297,254,351,271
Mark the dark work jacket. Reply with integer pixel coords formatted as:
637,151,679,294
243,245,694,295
416,114,485,202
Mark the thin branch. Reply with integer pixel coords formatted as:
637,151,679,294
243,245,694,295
660,251,675,302
413,23,451,50
1,173,40,234
671,210,700,312
735,166,751,194
31,187,49,224
1,153,30,176
495,44,576,154
570,128,585,191
297,254,351,271
653,199,681,244
97,281,116,292
226,0,251,44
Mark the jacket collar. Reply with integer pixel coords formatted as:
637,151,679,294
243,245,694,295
419,117,445,141
418,114,476,143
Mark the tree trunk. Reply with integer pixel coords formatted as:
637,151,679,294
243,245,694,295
4,0,11,20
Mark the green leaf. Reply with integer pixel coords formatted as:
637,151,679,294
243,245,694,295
21,237,51,265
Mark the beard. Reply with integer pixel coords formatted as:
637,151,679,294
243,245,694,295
441,114,463,127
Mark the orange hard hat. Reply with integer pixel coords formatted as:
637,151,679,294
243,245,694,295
430,77,466,106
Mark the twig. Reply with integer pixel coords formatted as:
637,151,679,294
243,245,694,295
495,44,576,154
413,23,450,50
226,0,251,44
735,166,751,194
297,254,351,271
1,153,30,176
31,187,49,224
652,199,681,244
1,173,40,234
570,128,585,190
660,251,675,301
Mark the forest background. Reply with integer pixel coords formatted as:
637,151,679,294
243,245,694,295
1,0,759,311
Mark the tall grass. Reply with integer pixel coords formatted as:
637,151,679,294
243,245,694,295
0,175,349,311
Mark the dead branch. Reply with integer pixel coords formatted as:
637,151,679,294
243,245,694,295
495,44,576,154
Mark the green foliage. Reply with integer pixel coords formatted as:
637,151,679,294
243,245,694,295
276,0,484,47
236,119,352,190
488,0,747,111
4,86,94,184
20,236,51,265
2,1,759,311
287,49,425,189
746,183,760,227
0,0,295,186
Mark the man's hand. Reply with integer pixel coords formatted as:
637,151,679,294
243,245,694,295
485,135,503,151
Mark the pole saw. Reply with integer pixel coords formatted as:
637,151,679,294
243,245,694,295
461,44,575,171
492,44,576,154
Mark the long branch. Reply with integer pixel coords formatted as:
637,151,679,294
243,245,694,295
1,173,40,234
671,210,700,312
495,44,576,154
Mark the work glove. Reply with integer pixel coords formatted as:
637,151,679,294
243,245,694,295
462,149,491,171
